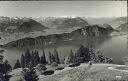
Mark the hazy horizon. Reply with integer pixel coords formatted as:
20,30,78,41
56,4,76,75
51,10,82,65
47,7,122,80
0,15,127,18
0,1,127,18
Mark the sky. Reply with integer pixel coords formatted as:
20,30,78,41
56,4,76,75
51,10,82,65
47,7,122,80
0,1,127,18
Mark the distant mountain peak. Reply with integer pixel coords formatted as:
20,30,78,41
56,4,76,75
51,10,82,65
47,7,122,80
18,19,47,32
0,17,48,33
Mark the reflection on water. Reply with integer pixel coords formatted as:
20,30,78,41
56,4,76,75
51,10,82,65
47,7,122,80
95,35,127,65
1,35,127,65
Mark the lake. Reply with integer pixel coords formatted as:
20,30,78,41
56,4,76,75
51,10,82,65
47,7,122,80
1,35,127,66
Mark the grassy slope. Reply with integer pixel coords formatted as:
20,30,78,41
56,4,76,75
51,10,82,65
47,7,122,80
39,63,128,81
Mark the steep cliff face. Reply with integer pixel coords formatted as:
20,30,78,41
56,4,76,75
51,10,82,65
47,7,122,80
3,25,113,48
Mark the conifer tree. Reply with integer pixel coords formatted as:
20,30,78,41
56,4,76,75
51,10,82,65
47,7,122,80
20,54,25,68
4,60,12,74
24,49,31,68
51,54,55,63
33,50,40,67
76,45,91,63
40,50,47,65
65,50,74,64
13,60,21,69
28,62,34,70
48,52,52,64
31,51,35,67
53,49,60,64
0,55,12,81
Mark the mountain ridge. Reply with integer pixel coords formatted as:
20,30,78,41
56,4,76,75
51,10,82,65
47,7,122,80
3,24,114,48
0,17,47,33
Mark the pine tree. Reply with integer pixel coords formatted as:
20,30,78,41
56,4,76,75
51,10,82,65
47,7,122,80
77,45,85,57
40,50,47,65
28,62,34,70
31,51,35,67
0,55,4,61
48,52,52,64
0,55,4,74
3,60,12,74
49,52,55,64
36,50,40,64
0,56,12,81
13,60,21,69
74,53,78,63
65,50,74,64
53,49,60,64
89,47,95,61
24,49,31,68
20,54,25,68
61,56,65,64
76,45,91,63
51,54,55,63
33,50,40,67
84,46,91,62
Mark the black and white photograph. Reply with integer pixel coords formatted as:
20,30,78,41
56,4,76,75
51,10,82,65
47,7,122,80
0,1,127,81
